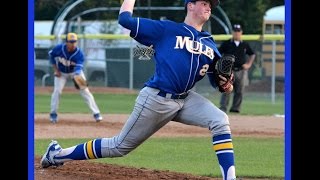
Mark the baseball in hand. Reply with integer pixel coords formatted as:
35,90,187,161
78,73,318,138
225,84,233,93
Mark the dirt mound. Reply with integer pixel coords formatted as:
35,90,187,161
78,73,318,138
35,157,217,180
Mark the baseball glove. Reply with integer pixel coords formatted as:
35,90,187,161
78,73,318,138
72,75,88,90
214,54,235,93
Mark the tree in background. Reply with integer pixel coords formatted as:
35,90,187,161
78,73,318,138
35,0,67,20
220,0,284,34
35,0,284,34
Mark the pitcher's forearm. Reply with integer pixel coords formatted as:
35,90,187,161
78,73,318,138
119,0,136,14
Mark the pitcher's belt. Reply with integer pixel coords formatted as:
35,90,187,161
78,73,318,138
157,90,189,99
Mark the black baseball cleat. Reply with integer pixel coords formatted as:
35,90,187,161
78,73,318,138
229,109,240,113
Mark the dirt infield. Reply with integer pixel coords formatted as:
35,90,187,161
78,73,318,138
34,87,284,180
35,114,284,139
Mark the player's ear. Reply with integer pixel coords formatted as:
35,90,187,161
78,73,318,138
186,1,194,11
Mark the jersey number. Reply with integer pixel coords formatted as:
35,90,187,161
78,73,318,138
199,64,209,76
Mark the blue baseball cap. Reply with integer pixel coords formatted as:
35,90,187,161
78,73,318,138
184,0,220,8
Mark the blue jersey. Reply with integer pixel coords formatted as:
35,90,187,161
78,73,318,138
48,44,84,74
119,12,221,94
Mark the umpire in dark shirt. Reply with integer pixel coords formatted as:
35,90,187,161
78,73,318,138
219,24,256,113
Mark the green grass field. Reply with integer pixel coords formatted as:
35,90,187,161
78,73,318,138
35,92,284,115
35,137,284,179
35,92,285,179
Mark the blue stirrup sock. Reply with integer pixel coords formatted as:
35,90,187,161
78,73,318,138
54,139,102,162
213,134,236,180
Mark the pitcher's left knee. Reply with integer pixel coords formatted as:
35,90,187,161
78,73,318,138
210,111,231,136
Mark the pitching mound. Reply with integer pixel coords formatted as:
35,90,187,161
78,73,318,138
35,156,218,180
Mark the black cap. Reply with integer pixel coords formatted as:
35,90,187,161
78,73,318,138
184,0,220,8
232,24,242,32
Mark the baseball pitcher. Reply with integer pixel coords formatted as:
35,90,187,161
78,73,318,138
41,1,236,179
48,33,103,123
